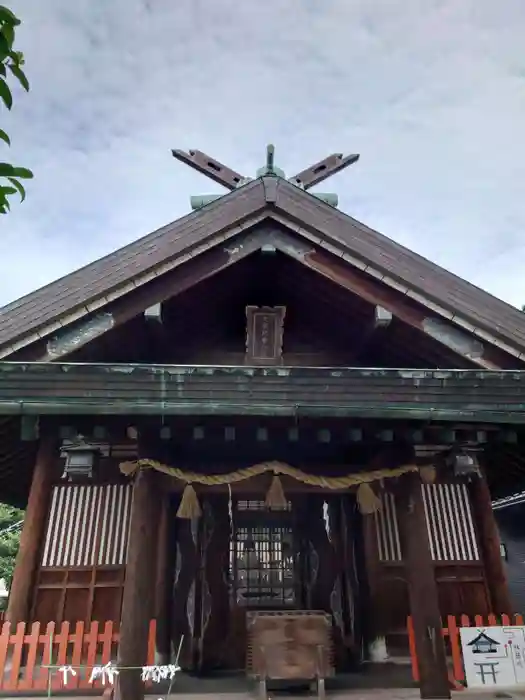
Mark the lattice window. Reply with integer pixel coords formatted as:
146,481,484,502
230,499,295,607
374,492,402,562
374,484,480,563
422,483,479,561
41,484,132,568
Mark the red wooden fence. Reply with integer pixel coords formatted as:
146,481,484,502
0,619,156,692
408,613,525,687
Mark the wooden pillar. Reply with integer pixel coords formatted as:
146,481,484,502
117,469,158,700
361,506,382,651
397,473,450,699
154,493,171,664
470,474,512,614
6,436,55,624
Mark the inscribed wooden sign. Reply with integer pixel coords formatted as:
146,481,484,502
460,626,525,688
245,306,286,364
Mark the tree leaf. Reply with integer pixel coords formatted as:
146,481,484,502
1,186,16,196
0,31,9,62
11,50,24,65
7,176,25,201
9,165,32,179
8,62,28,91
0,6,21,26
1,23,14,50
0,78,12,109
0,128,9,145
0,162,14,176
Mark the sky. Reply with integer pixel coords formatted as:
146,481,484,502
1,0,525,308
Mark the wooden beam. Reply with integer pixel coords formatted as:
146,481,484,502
289,153,360,190
117,468,159,700
34,229,269,362
6,436,55,623
350,305,392,362
296,245,501,369
144,302,163,324
470,474,512,614
20,415,39,441
397,473,450,699
172,148,245,190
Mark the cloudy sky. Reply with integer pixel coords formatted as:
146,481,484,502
2,0,525,308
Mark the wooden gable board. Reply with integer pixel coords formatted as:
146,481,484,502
1,176,525,361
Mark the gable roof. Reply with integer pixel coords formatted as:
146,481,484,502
467,631,499,647
2,176,525,360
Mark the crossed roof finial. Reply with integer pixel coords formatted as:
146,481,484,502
171,144,360,192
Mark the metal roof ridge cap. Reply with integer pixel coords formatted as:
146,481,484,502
261,175,280,204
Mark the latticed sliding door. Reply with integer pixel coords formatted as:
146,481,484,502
230,499,297,608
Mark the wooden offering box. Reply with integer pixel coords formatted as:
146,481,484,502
247,610,334,699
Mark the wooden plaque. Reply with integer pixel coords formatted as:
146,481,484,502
245,306,286,365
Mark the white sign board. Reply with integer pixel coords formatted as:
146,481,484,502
460,626,525,689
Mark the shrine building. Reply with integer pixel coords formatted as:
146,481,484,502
1,146,525,700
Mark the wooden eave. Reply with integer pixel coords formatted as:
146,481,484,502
1,177,525,362
1,363,525,423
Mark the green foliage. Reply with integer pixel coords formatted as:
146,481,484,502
0,502,23,609
0,5,32,214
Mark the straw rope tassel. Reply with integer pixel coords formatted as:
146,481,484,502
265,474,288,509
176,484,202,519
419,465,437,484
357,482,382,514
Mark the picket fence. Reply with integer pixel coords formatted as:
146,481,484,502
0,619,156,691
407,613,525,688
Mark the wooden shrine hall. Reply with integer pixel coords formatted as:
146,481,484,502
2,146,525,700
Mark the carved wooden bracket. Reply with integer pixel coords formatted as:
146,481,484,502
245,306,286,365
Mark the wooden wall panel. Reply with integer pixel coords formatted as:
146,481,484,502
32,568,126,625
366,482,490,651
33,483,132,625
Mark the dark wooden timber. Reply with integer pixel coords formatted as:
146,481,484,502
154,492,171,664
171,149,245,190
117,469,159,700
273,179,525,353
470,475,513,614
1,363,525,421
34,228,272,362
289,153,360,189
297,246,499,369
6,436,55,623
397,473,450,699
